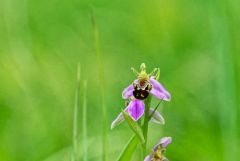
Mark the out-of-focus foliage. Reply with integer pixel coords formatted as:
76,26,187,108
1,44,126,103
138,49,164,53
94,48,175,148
0,0,239,160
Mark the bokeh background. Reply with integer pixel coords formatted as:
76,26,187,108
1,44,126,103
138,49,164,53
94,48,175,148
0,0,239,161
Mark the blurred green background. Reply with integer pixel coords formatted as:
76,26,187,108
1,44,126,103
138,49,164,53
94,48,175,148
0,0,239,160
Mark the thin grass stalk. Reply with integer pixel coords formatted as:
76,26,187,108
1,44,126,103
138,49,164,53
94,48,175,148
83,80,88,161
90,8,108,161
208,1,238,160
72,64,81,161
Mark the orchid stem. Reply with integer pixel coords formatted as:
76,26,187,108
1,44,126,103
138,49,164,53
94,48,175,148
142,96,152,156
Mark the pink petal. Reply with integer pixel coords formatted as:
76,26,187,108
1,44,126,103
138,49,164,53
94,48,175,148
160,137,172,148
149,108,165,124
153,137,172,151
144,155,151,161
150,77,171,101
127,99,145,121
122,84,134,99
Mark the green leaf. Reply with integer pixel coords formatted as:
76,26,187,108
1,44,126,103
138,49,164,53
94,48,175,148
117,135,138,161
122,111,145,144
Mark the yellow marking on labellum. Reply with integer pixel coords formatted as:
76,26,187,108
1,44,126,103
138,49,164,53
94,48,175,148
153,146,163,159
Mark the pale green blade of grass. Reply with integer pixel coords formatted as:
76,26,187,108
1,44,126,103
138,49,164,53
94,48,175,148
90,7,108,161
117,135,139,161
208,1,238,160
72,64,81,161
82,80,88,161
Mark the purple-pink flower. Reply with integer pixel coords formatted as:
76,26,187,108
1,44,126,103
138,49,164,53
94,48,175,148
121,64,171,121
144,137,172,161
126,99,145,121
111,63,171,129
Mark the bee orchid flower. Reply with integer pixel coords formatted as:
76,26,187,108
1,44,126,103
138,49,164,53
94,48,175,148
122,69,171,101
144,137,172,161
111,63,170,128
121,63,171,121
111,64,173,161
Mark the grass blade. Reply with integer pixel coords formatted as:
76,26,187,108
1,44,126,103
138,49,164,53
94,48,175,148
90,7,108,161
72,64,81,161
82,80,88,161
208,1,238,160
117,135,139,161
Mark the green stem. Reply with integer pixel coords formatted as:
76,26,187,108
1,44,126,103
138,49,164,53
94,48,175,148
142,96,152,156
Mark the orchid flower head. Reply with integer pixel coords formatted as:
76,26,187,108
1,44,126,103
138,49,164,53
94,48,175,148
144,137,172,161
121,63,171,121
123,63,171,101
